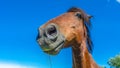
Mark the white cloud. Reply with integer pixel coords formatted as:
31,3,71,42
116,0,120,3
0,62,37,68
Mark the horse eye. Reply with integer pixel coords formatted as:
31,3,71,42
75,13,82,19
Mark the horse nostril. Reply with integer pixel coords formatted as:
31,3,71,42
36,34,39,40
45,24,59,41
36,31,42,40
36,34,41,40
47,25,57,36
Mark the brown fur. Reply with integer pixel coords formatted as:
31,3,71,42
41,7,100,68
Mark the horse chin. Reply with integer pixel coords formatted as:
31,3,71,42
37,31,66,55
42,41,65,55
44,50,59,55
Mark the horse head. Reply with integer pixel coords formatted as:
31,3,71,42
36,7,92,55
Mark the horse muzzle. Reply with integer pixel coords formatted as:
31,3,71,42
36,23,65,55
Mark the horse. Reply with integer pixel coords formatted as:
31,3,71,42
36,7,100,68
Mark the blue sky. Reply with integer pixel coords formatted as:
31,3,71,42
0,0,120,68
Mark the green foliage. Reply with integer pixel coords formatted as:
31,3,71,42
108,54,120,68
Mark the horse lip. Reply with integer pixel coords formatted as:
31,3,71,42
43,40,65,55
37,33,66,53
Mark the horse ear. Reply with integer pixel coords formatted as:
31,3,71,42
87,15,93,19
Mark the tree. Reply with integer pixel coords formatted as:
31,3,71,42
108,54,120,68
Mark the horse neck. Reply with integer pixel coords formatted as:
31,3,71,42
72,41,99,68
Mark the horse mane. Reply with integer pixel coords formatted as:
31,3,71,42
67,7,93,53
